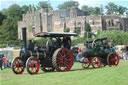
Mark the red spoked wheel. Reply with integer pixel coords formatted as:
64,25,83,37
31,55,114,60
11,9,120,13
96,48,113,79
41,67,55,72
82,57,91,69
107,52,119,66
26,57,40,74
52,48,73,72
91,57,102,68
11,57,25,74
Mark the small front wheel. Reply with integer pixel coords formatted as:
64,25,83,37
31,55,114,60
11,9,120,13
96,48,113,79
91,57,102,68
82,57,91,69
26,57,40,75
12,57,25,74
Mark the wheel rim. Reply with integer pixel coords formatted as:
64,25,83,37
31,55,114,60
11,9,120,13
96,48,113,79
108,53,119,66
26,57,40,74
53,48,73,72
82,57,91,69
12,57,24,74
91,57,101,68
41,67,55,72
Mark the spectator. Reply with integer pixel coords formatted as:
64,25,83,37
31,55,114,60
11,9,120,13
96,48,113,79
56,37,61,47
123,51,128,60
28,40,35,51
63,37,71,49
0,53,4,70
76,49,83,62
6,60,11,68
3,57,6,68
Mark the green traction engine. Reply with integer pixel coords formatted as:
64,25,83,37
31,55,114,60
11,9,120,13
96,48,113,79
81,37,119,69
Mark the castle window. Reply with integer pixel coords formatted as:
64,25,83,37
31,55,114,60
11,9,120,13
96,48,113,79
111,19,114,26
78,22,81,25
108,20,111,26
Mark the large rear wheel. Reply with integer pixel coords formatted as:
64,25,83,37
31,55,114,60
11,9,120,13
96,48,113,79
26,57,40,75
107,52,119,66
11,57,25,74
52,48,73,72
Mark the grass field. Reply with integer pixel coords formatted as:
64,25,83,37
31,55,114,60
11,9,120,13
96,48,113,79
0,60,128,85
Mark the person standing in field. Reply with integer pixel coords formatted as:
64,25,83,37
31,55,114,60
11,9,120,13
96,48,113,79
3,57,6,69
0,53,4,70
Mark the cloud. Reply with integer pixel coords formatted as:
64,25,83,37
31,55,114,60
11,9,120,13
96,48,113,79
0,0,24,9
74,0,128,8
74,0,97,7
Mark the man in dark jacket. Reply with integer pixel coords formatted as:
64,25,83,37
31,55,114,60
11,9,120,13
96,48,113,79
0,53,4,70
63,37,71,49
28,40,35,51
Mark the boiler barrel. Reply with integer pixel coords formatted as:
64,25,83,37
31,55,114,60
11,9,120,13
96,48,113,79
27,50,46,59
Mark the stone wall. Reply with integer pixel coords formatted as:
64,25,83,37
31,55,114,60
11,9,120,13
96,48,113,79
18,7,128,40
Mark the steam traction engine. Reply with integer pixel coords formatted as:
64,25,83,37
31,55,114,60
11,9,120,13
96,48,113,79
81,37,119,69
11,27,77,74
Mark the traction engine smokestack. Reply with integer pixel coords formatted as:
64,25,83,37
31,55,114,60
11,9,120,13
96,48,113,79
22,27,27,51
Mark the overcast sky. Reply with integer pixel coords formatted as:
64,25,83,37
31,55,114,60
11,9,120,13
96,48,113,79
0,0,128,10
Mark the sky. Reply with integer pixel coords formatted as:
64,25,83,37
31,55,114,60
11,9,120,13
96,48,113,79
0,0,128,11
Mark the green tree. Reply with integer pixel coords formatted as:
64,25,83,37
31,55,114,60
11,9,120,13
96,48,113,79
118,5,127,15
58,1,79,9
105,2,118,15
96,30,128,45
94,7,101,15
0,4,24,46
0,17,20,45
64,28,70,32
74,27,81,35
6,4,22,19
0,12,6,26
21,5,29,14
81,5,102,15
85,23,91,32
36,1,52,10
84,23,91,38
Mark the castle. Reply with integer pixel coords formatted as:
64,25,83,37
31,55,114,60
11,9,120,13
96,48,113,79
18,7,128,39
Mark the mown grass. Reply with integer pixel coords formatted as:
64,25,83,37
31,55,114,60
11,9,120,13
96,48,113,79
0,60,128,85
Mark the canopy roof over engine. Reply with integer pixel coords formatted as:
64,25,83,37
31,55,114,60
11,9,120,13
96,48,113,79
34,32,77,37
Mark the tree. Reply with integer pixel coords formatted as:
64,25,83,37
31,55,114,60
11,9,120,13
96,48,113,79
21,5,29,14
85,23,91,32
105,2,118,15
1,8,8,16
6,4,22,19
96,30,128,45
0,4,24,46
74,27,81,35
0,12,6,26
81,5,102,15
82,5,94,15
58,1,79,9
118,5,127,15
64,28,70,32
84,23,91,38
94,7,101,15
0,17,20,45
36,1,52,10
